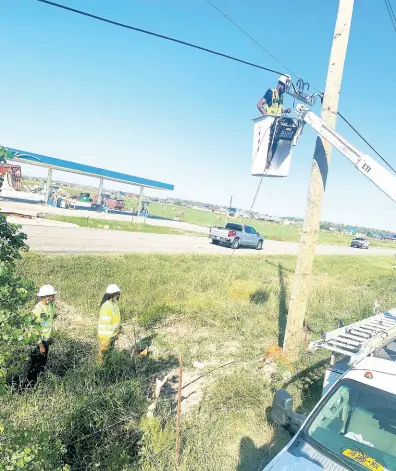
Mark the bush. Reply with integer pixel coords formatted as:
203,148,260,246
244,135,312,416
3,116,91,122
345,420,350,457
0,423,69,471
0,146,39,393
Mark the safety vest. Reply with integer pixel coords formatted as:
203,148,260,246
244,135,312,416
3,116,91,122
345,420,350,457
98,300,121,339
266,89,283,115
33,301,56,341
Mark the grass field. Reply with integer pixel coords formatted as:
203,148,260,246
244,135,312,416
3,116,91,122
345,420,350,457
47,202,396,249
2,253,396,470
22,177,394,248
135,202,396,248
43,214,203,237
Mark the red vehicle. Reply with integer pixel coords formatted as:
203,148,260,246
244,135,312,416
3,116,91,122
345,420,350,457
106,198,125,211
92,195,125,211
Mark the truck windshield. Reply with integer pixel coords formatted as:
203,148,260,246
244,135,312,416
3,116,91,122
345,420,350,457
303,379,396,471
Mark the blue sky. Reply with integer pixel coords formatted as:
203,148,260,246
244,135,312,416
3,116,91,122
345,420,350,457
1,0,395,230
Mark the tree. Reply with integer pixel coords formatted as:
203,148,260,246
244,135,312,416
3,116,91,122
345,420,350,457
0,145,39,394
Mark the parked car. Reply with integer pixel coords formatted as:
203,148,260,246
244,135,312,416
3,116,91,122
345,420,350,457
351,237,370,249
209,223,264,250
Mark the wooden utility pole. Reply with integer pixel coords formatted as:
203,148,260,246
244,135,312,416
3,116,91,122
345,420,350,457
283,0,355,360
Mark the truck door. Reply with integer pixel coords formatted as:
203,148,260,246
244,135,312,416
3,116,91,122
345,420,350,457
245,226,256,246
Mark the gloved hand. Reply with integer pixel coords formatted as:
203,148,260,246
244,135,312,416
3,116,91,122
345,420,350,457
284,108,291,114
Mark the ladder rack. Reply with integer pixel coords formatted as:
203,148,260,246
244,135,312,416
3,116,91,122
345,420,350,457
309,309,396,365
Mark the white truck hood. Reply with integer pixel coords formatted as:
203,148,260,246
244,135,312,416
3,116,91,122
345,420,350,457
263,439,348,471
264,451,325,471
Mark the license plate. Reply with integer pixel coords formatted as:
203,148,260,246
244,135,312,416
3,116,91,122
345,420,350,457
342,449,386,471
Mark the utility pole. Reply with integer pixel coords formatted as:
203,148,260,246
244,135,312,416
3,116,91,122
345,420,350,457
225,195,233,225
283,0,354,360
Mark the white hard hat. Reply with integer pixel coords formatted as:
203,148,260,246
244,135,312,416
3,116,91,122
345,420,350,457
278,74,291,86
106,284,121,294
37,284,57,297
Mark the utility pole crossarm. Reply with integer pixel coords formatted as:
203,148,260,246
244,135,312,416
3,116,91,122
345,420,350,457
297,105,396,204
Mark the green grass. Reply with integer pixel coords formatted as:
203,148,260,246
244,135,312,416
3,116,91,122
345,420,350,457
143,203,396,248
2,253,396,470
25,174,394,249
44,204,396,249
43,214,204,237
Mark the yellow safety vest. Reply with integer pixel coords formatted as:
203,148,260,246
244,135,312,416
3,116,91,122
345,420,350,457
266,89,284,115
33,301,56,341
98,300,121,339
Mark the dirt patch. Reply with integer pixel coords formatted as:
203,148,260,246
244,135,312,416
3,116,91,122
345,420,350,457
54,299,96,340
160,366,213,415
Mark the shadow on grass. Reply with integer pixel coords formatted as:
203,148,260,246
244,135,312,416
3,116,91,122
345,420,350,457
281,358,328,414
263,259,294,274
277,264,288,347
63,347,179,470
250,289,270,305
47,336,96,378
237,359,327,470
236,407,290,471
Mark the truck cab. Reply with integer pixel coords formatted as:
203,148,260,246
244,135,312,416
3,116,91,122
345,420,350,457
265,311,396,471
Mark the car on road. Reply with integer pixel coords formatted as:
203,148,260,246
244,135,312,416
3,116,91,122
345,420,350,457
350,237,370,249
209,223,264,250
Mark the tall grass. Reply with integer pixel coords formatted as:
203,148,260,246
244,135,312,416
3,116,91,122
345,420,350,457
2,253,395,470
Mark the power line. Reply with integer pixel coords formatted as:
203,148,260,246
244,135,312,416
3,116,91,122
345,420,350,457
337,112,396,174
35,0,396,176
35,0,283,75
203,0,323,95
389,0,396,24
385,0,396,31
204,0,301,81
204,0,396,176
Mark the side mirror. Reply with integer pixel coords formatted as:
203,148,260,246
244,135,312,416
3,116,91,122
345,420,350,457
271,389,294,427
271,389,307,435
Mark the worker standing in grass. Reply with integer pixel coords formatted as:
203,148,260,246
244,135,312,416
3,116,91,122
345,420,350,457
27,284,57,385
98,284,122,363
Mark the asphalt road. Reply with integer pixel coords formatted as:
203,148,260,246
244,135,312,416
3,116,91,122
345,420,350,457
20,224,396,256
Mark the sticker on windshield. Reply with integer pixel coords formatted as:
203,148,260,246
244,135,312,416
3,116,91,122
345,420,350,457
342,449,387,471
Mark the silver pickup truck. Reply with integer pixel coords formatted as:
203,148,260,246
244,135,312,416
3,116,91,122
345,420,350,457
209,222,264,250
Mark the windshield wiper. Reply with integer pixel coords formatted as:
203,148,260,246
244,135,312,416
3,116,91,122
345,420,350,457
304,437,355,471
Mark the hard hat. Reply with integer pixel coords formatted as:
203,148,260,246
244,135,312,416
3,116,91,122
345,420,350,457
106,284,121,294
278,74,291,86
37,284,57,297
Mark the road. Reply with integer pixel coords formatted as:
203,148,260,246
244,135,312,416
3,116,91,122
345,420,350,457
20,224,396,256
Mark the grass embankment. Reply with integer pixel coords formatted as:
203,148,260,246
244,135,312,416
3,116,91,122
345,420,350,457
44,215,203,237
3,254,396,470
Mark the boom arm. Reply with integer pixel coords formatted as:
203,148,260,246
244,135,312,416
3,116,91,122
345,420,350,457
296,104,396,204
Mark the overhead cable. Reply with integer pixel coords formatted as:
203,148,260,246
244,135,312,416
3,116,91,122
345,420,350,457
203,0,323,94
204,0,396,175
337,112,396,174
35,0,396,176
35,0,283,75
385,0,396,31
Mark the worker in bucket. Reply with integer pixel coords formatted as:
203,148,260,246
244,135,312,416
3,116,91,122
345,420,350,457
27,284,57,385
257,74,291,116
97,284,122,363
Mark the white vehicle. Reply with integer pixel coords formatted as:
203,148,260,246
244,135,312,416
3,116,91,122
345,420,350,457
265,310,396,471
209,222,264,250
351,237,370,249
